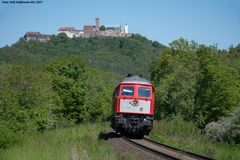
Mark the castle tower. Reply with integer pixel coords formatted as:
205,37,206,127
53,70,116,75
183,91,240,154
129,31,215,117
95,18,100,32
124,24,128,34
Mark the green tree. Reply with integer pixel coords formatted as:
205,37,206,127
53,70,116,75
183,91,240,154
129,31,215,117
100,25,106,31
151,48,198,120
151,40,240,127
169,37,199,54
0,62,60,148
47,56,89,123
85,68,120,122
194,46,240,126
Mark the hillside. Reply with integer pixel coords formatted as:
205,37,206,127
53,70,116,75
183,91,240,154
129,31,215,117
0,34,165,78
0,35,240,160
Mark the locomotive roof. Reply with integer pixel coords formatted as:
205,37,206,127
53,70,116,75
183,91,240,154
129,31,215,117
121,75,151,85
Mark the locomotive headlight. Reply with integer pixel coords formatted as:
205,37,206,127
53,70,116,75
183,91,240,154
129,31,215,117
145,116,154,122
146,116,152,119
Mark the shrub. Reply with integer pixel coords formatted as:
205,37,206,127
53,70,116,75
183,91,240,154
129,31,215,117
164,115,198,136
0,123,18,148
204,108,240,143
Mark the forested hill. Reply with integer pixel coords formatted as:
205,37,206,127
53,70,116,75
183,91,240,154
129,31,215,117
0,34,165,148
0,34,165,78
1,34,239,149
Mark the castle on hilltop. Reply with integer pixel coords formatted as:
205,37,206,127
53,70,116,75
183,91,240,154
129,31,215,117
57,18,130,38
24,32,52,42
24,18,131,42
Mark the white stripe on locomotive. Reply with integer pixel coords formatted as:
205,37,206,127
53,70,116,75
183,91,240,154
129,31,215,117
119,99,150,114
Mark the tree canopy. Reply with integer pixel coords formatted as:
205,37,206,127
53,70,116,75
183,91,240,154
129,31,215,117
0,35,239,147
151,38,240,129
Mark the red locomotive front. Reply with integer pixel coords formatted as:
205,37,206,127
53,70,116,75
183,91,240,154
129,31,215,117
111,74,154,136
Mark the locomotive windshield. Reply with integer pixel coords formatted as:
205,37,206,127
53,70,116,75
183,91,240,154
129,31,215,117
138,87,151,97
121,86,134,96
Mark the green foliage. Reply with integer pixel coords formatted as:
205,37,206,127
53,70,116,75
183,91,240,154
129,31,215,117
0,34,165,78
85,68,121,122
151,47,199,121
46,56,120,124
0,35,164,148
151,39,240,127
160,115,198,137
150,117,240,159
0,35,239,150
169,38,199,54
195,46,240,125
47,56,89,123
204,108,240,144
0,62,59,132
0,123,17,149
100,25,106,31
0,62,61,148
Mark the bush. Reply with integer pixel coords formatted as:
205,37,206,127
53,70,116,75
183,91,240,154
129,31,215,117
204,108,240,144
162,115,198,137
0,62,60,134
150,116,240,159
0,123,18,148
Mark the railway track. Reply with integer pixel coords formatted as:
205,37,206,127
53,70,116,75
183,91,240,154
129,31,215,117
121,136,215,160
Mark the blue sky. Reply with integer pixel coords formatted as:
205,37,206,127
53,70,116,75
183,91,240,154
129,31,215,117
0,0,239,49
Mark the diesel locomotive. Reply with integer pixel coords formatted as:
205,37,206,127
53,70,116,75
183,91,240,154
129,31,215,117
111,74,154,136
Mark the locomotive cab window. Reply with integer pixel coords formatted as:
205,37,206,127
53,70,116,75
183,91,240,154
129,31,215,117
121,86,134,96
114,86,119,97
138,87,151,97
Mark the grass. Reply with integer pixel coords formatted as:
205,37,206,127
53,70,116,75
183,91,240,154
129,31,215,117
0,123,123,160
2,118,239,160
149,116,240,160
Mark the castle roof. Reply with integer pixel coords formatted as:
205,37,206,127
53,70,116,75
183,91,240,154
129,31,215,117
25,32,41,37
84,25,94,28
58,27,76,31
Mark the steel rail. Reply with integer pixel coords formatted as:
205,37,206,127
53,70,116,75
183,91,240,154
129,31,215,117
121,136,180,160
143,137,215,160
121,136,215,160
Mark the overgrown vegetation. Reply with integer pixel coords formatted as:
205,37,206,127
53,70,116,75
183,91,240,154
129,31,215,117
0,34,163,148
1,34,164,78
0,123,124,160
0,57,120,148
151,38,240,144
150,40,240,159
150,116,240,160
204,108,240,144
0,34,239,158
